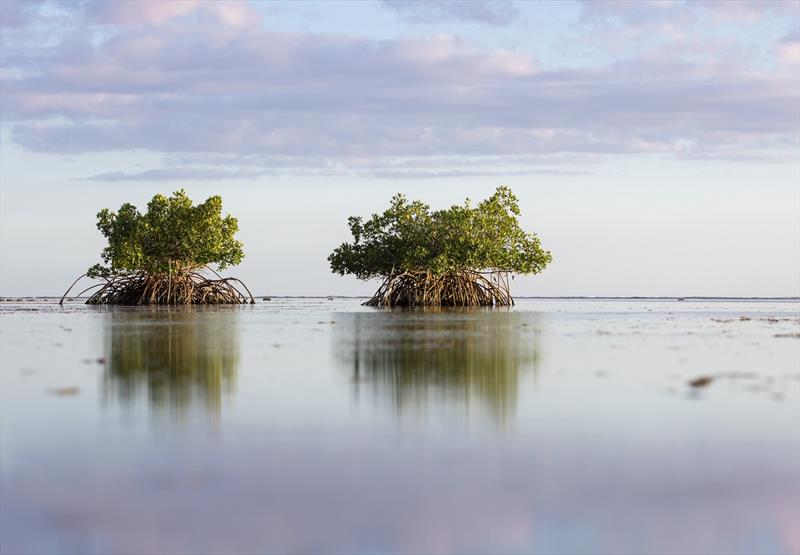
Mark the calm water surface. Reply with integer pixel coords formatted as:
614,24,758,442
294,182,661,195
1,298,799,555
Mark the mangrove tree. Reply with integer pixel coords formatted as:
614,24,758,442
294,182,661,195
328,186,551,307
61,190,254,305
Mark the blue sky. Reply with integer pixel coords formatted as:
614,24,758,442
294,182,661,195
1,0,798,296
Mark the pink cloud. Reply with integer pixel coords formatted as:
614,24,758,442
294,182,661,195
204,1,261,28
391,34,537,76
776,37,800,65
83,0,262,28
87,0,202,26
0,0,797,175
697,0,800,23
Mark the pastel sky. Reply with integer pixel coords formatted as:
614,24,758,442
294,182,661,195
1,0,798,297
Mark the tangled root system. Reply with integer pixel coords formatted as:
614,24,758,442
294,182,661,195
60,268,255,305
364,270,513,308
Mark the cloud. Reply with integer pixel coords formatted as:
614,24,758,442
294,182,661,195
380,0,519,26
695,0,800,22
84,0,203,26
364,168,593,179
579,0,686,25
80,167,276,182
580,0,799,25
80,167,592,182
80,155,597,181
776,30,800,65
576,0,800,65
0,0,23,27
1,0,798,178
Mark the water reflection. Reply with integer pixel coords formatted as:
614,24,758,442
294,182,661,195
334,311,540,422
1,301,798,554
101,308,240,419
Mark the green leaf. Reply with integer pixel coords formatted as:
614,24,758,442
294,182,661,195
90,191,245,275
328,186,551,279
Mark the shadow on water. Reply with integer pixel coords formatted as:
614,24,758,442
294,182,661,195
100,307,240,421
333,310,541,423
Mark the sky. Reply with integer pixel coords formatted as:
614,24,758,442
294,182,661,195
0,0,798,297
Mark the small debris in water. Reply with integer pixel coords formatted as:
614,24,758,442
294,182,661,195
47,387,80,397
82,357,107,365
689,376,714,388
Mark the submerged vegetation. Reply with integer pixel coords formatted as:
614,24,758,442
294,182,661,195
329,186,551,307
61,191,254,305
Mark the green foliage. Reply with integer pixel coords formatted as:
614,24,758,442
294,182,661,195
88,190,244,278
329,186,552,279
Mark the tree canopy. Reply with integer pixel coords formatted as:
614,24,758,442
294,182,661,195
88,190,244,278
328,186,552,280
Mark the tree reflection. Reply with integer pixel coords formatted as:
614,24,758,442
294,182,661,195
101,308,239,420
334,311,540,423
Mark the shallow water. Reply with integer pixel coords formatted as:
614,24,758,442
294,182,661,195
1,298,798,555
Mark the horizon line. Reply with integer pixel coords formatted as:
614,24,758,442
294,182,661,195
3,295,799,302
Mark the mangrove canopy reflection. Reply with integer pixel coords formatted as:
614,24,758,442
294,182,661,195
61,190,254,305
334,312,540,423
329,186,552,307
102,309,239,419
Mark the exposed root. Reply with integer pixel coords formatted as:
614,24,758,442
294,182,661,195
59,268,255,305
364,270,513,307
